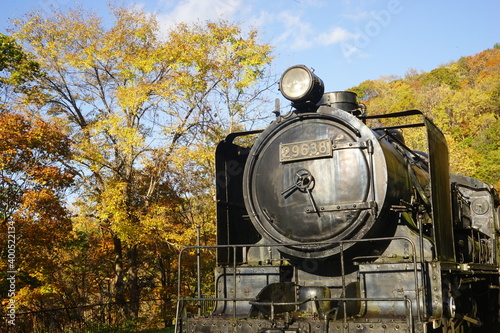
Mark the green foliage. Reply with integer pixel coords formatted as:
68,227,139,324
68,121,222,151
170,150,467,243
348,80,379,101
0,33,41,87
421,67,460,90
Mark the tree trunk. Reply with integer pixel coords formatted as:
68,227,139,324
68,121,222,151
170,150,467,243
112,233,128,320
127,244,140,318
158,254,171,327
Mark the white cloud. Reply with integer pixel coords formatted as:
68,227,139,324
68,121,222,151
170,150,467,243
341,11,373,22
275,11,315,50
157,0,244,31
153,0,358,53
295,0,327,7
317,27,359,46
263,10,358,51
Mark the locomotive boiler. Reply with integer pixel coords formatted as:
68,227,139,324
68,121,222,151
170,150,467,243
175,65,500,332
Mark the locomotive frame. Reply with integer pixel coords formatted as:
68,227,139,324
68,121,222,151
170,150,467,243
175,65,500,333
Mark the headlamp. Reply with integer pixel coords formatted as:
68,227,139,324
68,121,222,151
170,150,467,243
279,65,324,105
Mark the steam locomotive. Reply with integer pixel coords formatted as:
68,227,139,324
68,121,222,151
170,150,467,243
175,65,500,332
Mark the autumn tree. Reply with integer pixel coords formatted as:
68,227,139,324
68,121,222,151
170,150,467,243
13,4,273,320
0,113,75,326
0,34,78,331
351,46,500,189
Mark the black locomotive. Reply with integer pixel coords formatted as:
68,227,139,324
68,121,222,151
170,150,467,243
175,65,500,332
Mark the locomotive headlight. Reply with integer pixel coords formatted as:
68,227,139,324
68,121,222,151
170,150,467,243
279,65,324,105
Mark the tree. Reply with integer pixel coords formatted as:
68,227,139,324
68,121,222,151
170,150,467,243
350,46,500,190
0,34,72,228
0,33,41,114
0,112,73,221
0,32,82,331
0,112,74,329
13,4,273,319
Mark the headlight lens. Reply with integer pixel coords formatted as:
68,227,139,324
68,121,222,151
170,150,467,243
279,65,324,104
280,67,311,99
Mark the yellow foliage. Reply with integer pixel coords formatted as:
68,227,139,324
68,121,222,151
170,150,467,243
447,135,479,177
352,48,500,185
8,6,272,323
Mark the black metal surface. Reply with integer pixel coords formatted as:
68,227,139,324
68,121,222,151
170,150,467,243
180,317,414,333
245,113,371,241
318,91,360,113
424,117,455,261
242,108,413,259
215,131,262,264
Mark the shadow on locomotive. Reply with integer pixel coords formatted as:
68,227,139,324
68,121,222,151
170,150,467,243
176,65,500,333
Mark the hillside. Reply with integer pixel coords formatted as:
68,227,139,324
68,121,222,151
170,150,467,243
350,45,500,189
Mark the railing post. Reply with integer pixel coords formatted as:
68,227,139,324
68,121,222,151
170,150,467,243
197,224,201,316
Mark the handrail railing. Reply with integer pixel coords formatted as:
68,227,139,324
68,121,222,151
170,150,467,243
175,236,422,333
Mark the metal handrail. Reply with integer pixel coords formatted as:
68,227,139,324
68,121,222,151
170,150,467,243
175,236,422,332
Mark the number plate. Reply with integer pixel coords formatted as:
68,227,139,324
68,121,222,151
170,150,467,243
280,138,332,163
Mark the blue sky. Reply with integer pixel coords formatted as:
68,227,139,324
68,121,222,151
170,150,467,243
1,0,499,94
